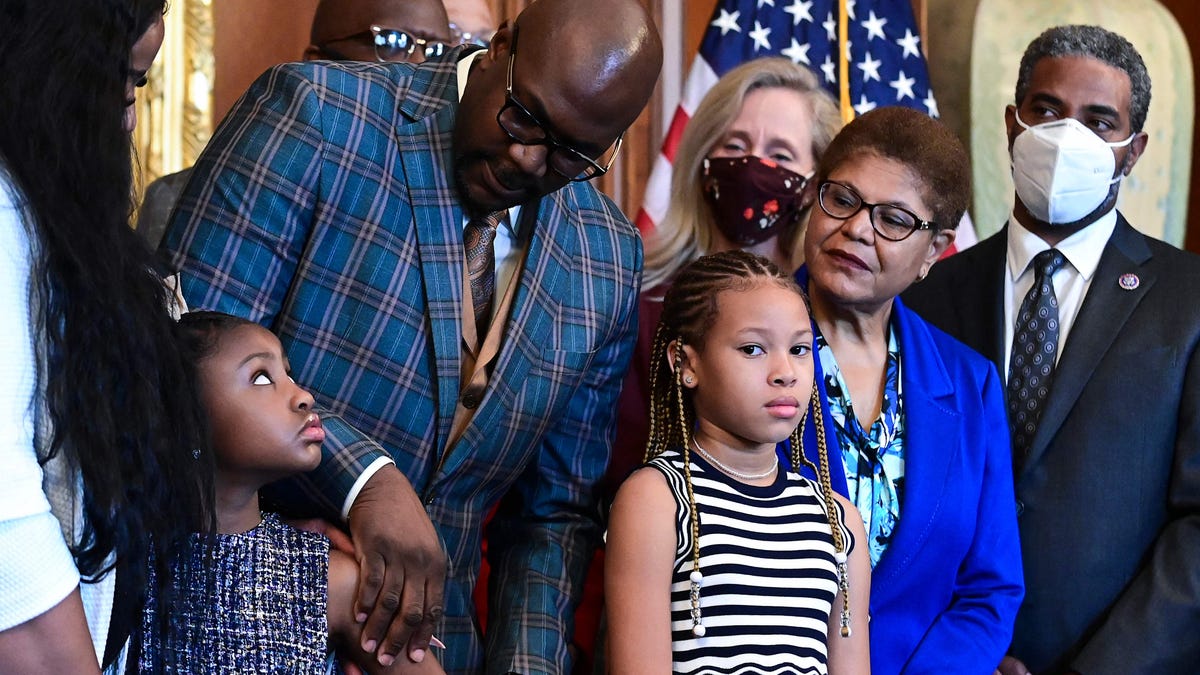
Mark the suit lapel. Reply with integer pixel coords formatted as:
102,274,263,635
960,231,1009,368
433,185,578,481
872,300,960,585
396,57,468,454
1022,216,1154,474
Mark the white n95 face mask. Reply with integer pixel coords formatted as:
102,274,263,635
1010,111,1134,225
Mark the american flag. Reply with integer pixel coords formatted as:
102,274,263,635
637,0,976,253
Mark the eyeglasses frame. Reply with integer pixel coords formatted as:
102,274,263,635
496,26,623,182
817,180,938,242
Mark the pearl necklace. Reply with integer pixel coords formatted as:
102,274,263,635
691,438,778,481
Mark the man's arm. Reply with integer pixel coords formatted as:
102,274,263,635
484,212,642,675
165,63,324,321
1069,337,1200,674
266,412,395,520
165,63,445,666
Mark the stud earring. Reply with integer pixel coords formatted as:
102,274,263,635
684,375,695,385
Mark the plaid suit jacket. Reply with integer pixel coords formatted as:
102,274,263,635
164,52,641,675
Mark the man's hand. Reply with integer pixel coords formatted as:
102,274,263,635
348,466,447,667
994,656,1030,675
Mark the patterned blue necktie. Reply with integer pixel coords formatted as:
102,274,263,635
464,212,503,338
1008,248,1067,463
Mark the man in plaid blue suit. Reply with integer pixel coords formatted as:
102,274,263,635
162,0,662,672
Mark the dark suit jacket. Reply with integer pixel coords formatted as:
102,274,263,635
135,167,191,249
165,52,641,675
902,215,1200,674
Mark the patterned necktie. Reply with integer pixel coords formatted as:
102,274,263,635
1007,248,1067,462
464,211,504,338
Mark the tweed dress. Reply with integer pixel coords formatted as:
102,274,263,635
138,513,330,673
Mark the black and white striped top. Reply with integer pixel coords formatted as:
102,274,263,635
648,449,853,675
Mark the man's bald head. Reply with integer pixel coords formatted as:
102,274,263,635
307,0,452,63
451,0,663,215
514,0,662,133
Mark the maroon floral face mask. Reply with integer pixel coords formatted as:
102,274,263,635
701,155,810,246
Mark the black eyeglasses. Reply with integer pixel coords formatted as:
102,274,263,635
320,25,448,62
817,181,937,241
496,28,623,182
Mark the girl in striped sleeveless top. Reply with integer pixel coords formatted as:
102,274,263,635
606,251,870,674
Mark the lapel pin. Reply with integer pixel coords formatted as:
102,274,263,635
1118,273,1140,291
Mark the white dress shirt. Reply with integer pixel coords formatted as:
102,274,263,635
1003,209,1119,377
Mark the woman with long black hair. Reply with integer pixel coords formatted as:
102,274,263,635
0,1,213,671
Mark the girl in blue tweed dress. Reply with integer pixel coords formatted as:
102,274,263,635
138,311,444,674
605,251,871,675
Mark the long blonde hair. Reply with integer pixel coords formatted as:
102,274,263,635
642,58,841,289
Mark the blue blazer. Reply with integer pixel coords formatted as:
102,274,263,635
790,270,1024,674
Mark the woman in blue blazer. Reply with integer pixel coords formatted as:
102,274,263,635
792,107,1023,674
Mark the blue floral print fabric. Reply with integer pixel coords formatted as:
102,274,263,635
816,326,905,567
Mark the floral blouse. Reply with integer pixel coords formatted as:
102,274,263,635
816,326,905,568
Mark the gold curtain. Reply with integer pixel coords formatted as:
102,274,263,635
133,0,215,189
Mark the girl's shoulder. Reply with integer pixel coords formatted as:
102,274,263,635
267,514,336,547
810,485,861,556
643,447,685,473
610,458,683,543
612,461,676,512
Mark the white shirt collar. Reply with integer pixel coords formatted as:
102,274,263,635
456,49,483,103
1006,208,1118,283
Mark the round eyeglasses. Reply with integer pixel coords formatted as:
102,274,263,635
369,25,448,61
817,180,937,241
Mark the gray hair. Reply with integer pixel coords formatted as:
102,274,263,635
1015,25,1151,132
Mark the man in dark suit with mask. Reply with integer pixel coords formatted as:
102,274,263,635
904,25,1200,675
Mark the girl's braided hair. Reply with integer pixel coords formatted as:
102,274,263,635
644,249,852,639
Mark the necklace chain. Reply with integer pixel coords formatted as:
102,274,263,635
691,438,778,481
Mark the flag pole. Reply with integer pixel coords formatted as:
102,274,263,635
837,0,853,123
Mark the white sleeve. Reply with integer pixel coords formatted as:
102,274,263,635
341,456,396,521
0,514,80,631
0,175,81,631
